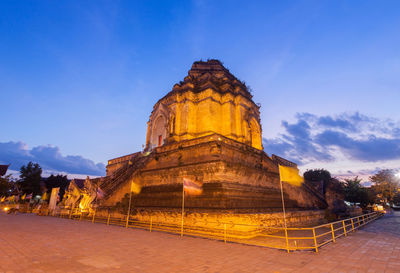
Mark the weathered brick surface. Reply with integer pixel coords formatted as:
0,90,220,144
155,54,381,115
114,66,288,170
0,211,399,272
96,60,329,212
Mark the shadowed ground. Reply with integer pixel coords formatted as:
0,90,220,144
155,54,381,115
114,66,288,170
0,211,399,272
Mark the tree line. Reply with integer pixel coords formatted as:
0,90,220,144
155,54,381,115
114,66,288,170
304,168,400,208
0,161,69,202
1,161,399,208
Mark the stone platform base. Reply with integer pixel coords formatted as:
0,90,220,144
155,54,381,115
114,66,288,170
87,208,327,238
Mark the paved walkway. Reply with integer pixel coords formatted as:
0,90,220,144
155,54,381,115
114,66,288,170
0,211,399,273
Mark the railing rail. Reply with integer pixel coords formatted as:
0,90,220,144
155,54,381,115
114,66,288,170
0,204,382,253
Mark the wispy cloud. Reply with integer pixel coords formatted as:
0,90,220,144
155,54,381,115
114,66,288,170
263,112,400,178
0,141,105,176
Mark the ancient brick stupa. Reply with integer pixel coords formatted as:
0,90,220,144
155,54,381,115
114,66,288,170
100,60,325,211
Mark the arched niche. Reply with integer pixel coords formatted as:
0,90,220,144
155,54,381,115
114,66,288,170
150,115,167,148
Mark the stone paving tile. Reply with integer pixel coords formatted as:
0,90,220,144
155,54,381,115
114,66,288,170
0,211,399,272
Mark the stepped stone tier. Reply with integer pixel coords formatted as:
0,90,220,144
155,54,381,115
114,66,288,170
145,59,262,151
100,60,327,211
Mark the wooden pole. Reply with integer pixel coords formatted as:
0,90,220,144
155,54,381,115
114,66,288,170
181,182,185,237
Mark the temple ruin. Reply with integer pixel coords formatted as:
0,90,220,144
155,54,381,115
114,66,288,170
96,60,326,212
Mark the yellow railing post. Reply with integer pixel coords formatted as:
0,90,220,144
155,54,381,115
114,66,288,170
312,228,318,253
351,218,355,232
330,224,335,243
107,212,110,225
92,210,96,223
150,216,153,232
80,213,82,221
357,217,360,227
180,215,184,237
224,223,227,244
342,220,347,236
285,228,290,253
362,215,365,225
125,214,129,228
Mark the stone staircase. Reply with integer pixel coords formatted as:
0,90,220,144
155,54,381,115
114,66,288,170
100,151,154,200
302,181,328,208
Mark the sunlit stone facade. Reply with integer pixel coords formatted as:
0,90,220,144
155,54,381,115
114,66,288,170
100,60,325,212
145,60,262,151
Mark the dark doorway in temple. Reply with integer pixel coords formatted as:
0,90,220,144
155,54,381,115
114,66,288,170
158,135,162,147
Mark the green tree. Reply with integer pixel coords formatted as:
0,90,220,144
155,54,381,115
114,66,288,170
370,169,399,205
0,174,16,196
304,169,332,183
304,169,333,194
45,174,69,202
342,176,363,203
19,162,42,196
365,187,377,206
342,176,374,207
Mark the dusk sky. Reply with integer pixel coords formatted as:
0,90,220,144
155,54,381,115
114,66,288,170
1,0,399,180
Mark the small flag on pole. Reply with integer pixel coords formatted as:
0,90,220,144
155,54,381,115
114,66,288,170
278,165,304,186
130,180,141,194
183,178,203,196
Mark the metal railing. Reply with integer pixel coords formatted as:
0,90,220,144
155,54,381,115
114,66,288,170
0,204,381,252
46,208,382,252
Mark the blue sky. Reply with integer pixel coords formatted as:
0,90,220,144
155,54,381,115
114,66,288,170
1,0,399,179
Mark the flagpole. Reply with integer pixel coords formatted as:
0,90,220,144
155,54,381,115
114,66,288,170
278,166,290,253
126,180,133,228
181,181,185,237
